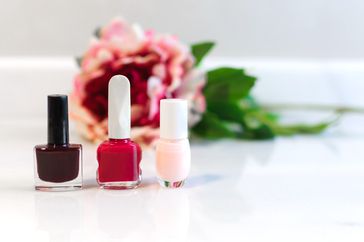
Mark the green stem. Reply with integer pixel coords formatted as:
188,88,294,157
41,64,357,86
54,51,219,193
261,103,364,115
249,110,339,136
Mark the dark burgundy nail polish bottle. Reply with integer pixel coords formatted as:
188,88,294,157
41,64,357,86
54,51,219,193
34,95,83,191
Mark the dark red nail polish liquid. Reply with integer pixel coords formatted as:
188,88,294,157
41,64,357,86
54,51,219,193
97,75,142,189
34,95,83,191
97,139,141,187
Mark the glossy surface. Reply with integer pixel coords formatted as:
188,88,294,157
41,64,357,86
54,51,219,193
97,139,142,188
2,118,364,241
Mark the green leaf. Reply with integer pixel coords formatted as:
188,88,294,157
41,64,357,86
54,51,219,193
240,95,260,110
207,96,268,122
94,27,101,38
240,110,276,139
204,67,256,101
75,56,83,67
192,112,236,139
192,63,335,140
191,41,215,66
240,124,275,140
201,100,275,140
207,100,244,123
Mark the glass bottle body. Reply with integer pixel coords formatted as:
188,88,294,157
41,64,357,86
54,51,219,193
156,138,191,188
34,144,82,191
97,138,142,189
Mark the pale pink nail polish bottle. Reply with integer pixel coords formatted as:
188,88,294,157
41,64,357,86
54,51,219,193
156,99,191,188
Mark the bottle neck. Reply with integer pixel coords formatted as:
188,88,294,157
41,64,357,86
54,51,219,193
47,142,69,147
47,95,69,145
109,138,131,143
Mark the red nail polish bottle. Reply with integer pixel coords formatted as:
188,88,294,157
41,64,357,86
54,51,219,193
97,75,142,189
34,95,83,191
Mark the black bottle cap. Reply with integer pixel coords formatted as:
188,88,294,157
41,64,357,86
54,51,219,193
47,95,69,145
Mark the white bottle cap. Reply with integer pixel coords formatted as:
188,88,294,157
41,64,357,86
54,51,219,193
108,75,131,139
160,99,188,140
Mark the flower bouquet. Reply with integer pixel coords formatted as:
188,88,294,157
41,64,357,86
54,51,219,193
71,17,335,146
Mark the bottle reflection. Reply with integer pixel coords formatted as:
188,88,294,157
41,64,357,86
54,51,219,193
241,141,275,166
96,190,153,241
152,189,190,242
186,140,276,240
34,193,81,242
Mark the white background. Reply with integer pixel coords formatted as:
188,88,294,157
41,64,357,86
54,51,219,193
1,0,364,58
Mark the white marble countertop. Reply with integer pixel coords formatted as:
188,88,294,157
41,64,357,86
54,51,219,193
1,58,364,241
1,117,364,242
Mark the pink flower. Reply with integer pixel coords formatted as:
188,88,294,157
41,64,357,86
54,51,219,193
70,17,206,146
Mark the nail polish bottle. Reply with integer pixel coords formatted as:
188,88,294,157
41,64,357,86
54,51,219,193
34,95,82,191
156,99,191,188
97,75,142,189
